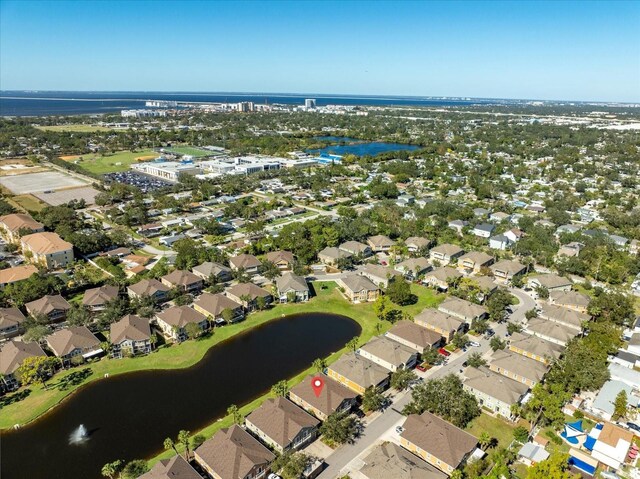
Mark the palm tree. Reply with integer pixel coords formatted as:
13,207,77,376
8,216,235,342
312,358,326,373
345,336,359,353
178,430,191,460
478,431,492,450
101,460,123,479
164,437,178,456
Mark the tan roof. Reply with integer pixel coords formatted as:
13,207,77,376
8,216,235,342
405,237,431,249
339,240,371,255
161,269,202,287
124,254,150,266
46,326,100,356
0,339,46,375
229,253,261,269
275,272,308,293
549,290,591,308
192,261,231,278
360,264,402,281
0,264,38,285
458,251,495,266
339,274,379,293
195,425,274,479
226,282,271,300
438,297,488,320
128,278,170,296
386,320,442,350
318,246,351,261
194,292,242,316
463,366,529,405
400,411,477,469
425,267,462,283
139,455,200,479
359,442,447,479
490,259,527,275
367,235,396,248
289,373,357,418
597,422,634,448
82,285,119,306
508,332,564,361
395,257,431,273
0,213,43,233
328,352,390,390
414,309,464,333
25,294,71,316
110,314,151,344
471,276,498,292
359,336,416,368
156,305,206,328
529,274,572,289
539,304,590,329
246,397,319,449
430,243,464,257
21,231,72,254
265,250,295,264
490,349,548,383
526,317,579,344
0,307,26,330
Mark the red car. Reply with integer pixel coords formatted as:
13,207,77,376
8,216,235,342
438,347,451,357
416,363,427,372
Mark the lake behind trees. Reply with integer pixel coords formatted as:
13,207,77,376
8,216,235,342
0,312,360,479
309,136,421,156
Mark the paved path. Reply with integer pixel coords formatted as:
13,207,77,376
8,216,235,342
317,287,536,478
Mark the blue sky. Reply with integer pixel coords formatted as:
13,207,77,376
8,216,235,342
1,1,638,102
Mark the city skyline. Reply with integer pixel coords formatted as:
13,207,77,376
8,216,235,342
1,0,639,102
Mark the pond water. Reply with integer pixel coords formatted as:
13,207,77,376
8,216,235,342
309,136,421,157
0,312,360,479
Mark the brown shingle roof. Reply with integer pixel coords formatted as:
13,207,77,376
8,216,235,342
463,366,529,405
328,352,389,391
0,307,26,331
195,425,275,479
82,285,119,307
229,253,261,269
265,250,295,264
226,283,271,300
0,339,46,375
46,326,100,357
0,264,38,285
139,455,200,479
386,320,442,350
400,411,477,469
194,292,242,317
359,442,447,479
289,374,357,418
156,305,206,328
128,278,170,297
161,269,202,287
110,314,151,344
25,294,71,316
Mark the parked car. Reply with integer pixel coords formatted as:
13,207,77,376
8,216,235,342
438,347,451,357
627,422,640,432
600,472,620,479
416,363,427,372
395,426,404,434
469,341,481,347
268,474,282,479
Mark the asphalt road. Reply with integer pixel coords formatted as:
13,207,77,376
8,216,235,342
317,286,537,478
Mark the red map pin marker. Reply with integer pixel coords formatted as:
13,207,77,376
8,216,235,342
311,376,325,397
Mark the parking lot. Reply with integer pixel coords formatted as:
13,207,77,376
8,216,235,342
104,171,173,193
0,171,87,194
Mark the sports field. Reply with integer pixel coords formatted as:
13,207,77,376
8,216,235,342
62,149,158,174
36,124,113,133
162,146,213,157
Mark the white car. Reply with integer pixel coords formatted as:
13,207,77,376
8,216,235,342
268,474,282,479
469,341,481,347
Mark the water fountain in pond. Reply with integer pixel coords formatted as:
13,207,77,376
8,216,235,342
69,424,89,445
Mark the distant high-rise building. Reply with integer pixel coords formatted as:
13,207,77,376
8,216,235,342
236,102,254,112
304,99,317,109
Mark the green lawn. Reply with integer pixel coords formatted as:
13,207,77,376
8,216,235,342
0,283,441,432
465,413,516,449
9,194,46,212
37,124,114,133
61,149,159,174
163,146,213,158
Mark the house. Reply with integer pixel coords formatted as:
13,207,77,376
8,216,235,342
463,366,529,418
226,283,272,311
193,292,244,323
82,285,119,312
275,272,309,303
339,240,373,258
429,244,464,265
504,228,524,243
289,373,358,421
414,309,465,342
405,236,432,253
489,349,548,387
489,235,513,251
20,232,74,269
399,411,478,474
538,304,589,331
138,455,200,479
490,212,511,223
0,264,38,288
229,253,261,275
137,223,163,237
490,260,527,282
327,351,390,394
336,274,380,303
472,223,495,238
549,290,590,313
471,276,498,295
422,267,462,291
355,442,447,479
473,208,490,218
156,305,209,341
517,442,550,466
395,257,431,280
448,220,469,235
359,263,402,288
25,294,71,322
367,235,396,253
457,252,494,273
526,317,579,346
127,278,171,302
508,332,564,364
110,314,152,358
46,326,102,366
357,336,418,372
385,320,442,353
161,269,204,293
0,307,26,339
318,246,352,266
194,425,275,479
159,233,187,247
192,261,232,283
437,297,488,325
592,380,638,421
527,274,572,292
591,422,634,470
557,242,583,258
0,339,46,391
245,397,320,453
0,213,44,243
265,250,295,270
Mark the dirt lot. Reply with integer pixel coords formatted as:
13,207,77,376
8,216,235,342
34,186,101,206
0,171,88,194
